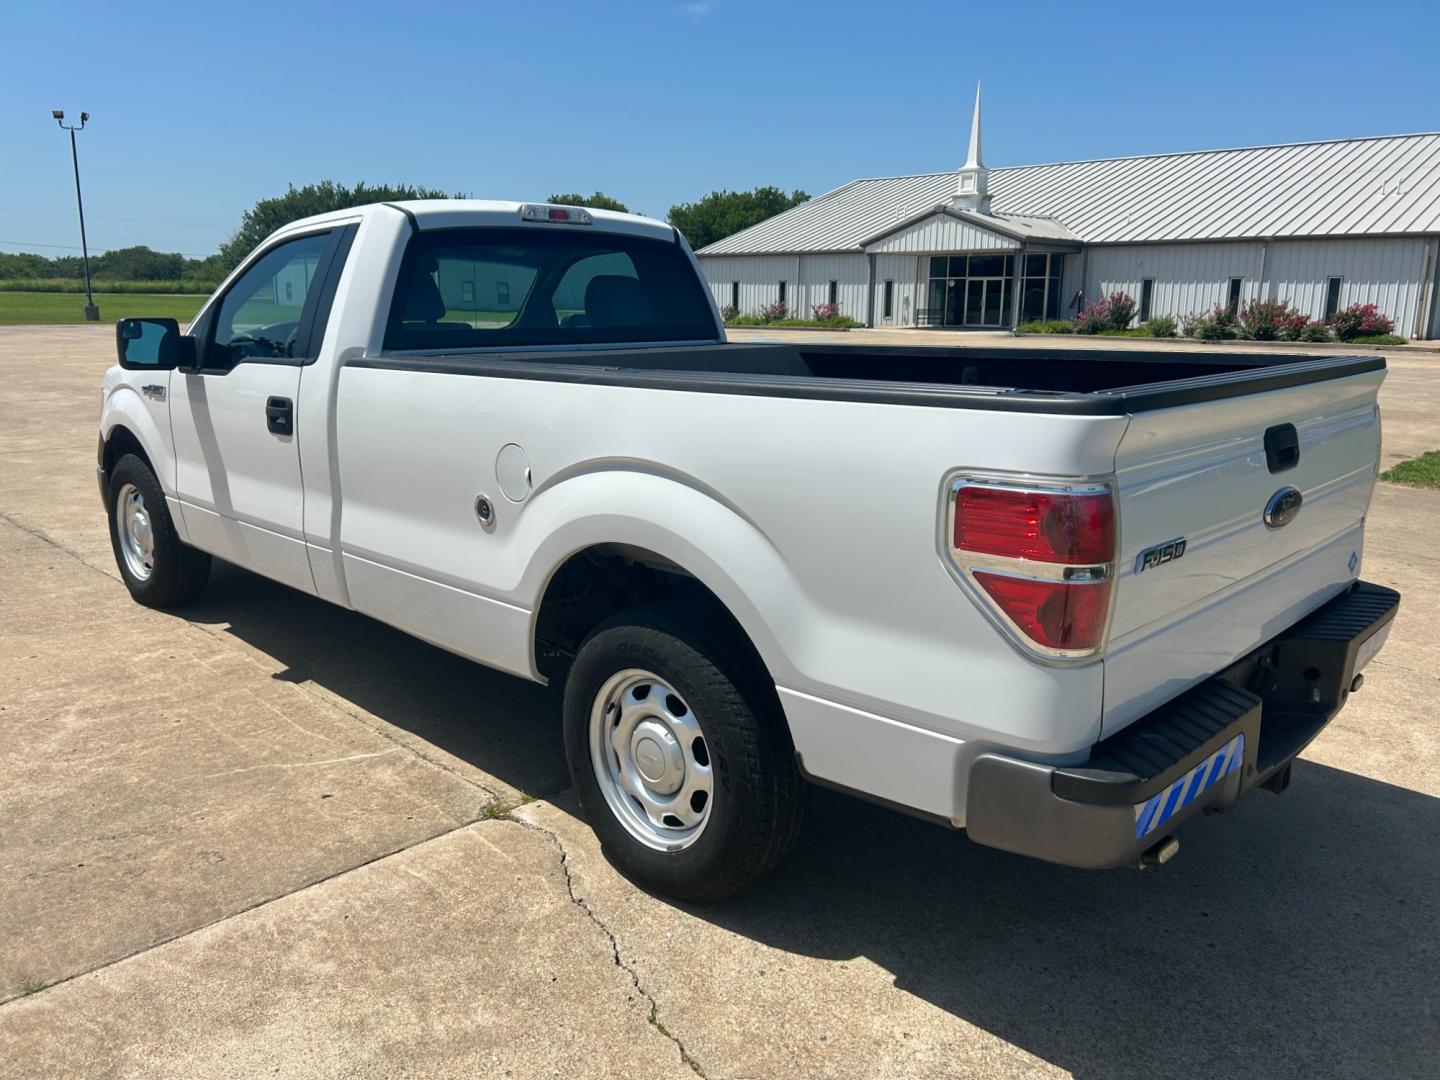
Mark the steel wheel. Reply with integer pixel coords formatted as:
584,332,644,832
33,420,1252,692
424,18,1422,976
589,668,714,851
115,482,155,581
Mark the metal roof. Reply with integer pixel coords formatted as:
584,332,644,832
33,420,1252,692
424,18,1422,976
697,133,1440,255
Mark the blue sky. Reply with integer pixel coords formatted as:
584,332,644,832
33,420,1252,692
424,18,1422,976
3,0,1438,258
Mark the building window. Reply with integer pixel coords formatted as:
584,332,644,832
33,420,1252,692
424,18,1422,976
827,280,838,306
883,279,894,318
1227,278,1243,315
497,281,510,305
1140,279,1155,322
1018,253,1065,324
778,280,787,304
730,281,740,310
1325,276,1343,321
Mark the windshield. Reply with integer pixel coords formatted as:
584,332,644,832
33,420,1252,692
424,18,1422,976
383,227,718,351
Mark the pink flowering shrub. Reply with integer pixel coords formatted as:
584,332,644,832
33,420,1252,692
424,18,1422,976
811,301,840,321
1240,299,1309,341
759,300,789,321
1074,291,1137,334
1329,303,1394,341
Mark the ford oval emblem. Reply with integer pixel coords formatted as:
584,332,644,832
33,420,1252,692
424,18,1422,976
1264,486,1303,529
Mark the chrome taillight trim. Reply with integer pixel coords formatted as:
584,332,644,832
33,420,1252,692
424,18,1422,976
938,471,1119,664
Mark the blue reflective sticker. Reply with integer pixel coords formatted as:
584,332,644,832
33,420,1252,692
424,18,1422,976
1134,733,1245,839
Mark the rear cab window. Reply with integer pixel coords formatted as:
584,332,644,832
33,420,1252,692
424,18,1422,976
383,228,718,351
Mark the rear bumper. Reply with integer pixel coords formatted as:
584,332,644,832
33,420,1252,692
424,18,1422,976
964,580,1400,868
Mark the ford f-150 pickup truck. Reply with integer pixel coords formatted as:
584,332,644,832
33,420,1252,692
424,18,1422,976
99,200,1399,900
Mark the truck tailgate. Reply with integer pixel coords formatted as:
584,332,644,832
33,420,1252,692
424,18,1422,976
1102,368,1385,735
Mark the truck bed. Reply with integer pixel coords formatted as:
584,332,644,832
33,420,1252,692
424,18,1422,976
356,342,1384,415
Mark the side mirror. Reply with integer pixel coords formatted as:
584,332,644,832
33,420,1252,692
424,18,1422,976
116,318,195,371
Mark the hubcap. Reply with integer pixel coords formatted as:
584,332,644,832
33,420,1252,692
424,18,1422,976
116,482,155,581
589,669,714,851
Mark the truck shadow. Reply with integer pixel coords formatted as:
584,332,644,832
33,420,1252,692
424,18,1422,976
187,561,572,800
711,770,1440,1077
190,561,1438,1079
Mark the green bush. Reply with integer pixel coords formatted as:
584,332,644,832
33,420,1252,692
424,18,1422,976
1095,327,1150,337
1182,305,1238,340
1299,322,1334,342
1015,320,1073,334
1143,314,1178,337
724,315,861,329
0,278,219,295
1348,334,1408,345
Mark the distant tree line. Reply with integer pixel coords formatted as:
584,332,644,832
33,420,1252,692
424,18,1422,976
0,181,810,282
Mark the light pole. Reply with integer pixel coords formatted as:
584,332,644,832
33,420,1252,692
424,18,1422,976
52,109,99,322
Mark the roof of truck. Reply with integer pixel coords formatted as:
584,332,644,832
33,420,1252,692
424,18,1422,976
276,200,678,243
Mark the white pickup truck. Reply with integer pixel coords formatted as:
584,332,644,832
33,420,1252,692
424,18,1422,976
99,200,1399,900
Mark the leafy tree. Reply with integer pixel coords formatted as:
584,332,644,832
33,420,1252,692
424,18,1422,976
219,181,456,269
96,245,186,281
666,186,809,251
549,192,629,212
0,251,59,279
181,254,231,282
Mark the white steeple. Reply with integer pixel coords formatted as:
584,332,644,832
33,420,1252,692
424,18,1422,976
952,82,992,214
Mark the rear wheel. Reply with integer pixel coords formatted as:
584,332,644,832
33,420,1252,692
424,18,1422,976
563,607,804,903
106,453,211,607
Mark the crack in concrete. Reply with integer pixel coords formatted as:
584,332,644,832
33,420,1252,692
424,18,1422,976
509,815,710,1079
0,510,506,804
201,747,404,778
0,508,117,580
0,815,490,1008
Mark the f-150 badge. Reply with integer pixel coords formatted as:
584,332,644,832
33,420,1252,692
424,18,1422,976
1136,537,1186,573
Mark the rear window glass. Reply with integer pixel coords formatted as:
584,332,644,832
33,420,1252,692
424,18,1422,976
383,227,717,350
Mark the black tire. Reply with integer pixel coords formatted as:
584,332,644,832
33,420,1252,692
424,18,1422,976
106,453,211,608
563,606,804,903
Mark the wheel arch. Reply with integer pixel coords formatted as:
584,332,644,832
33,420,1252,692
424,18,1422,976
516,476,813,717
101,389,174,496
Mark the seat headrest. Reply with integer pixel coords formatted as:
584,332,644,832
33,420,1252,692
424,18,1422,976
403,271,446,323
584,275,651,328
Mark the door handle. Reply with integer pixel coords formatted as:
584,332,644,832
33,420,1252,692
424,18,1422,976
265,396,294,436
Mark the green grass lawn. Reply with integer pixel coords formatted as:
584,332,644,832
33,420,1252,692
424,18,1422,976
0,292,205,326
1380,450,1440,489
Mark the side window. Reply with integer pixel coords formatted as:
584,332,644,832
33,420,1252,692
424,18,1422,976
212,233,330,363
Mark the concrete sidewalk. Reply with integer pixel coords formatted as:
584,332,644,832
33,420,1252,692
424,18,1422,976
2,325,1438,1078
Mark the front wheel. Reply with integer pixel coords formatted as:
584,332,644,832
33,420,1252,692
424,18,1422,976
563,608,804,903
106,453,211,608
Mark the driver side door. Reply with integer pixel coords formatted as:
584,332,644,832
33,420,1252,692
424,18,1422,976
170,230,335,593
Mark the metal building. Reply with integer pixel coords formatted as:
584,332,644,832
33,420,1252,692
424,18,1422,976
697,89,1440,339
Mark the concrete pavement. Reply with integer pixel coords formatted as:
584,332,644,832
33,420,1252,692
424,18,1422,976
1,325,1437,1078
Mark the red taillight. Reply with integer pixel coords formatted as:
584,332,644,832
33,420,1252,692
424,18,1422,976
949,481,1116,657
954,486,1114,565
972,572,1111,651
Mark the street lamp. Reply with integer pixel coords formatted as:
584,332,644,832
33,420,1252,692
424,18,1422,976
52,109,99,322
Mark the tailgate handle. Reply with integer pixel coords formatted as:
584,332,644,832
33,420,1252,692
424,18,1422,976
1264,424,1300,473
